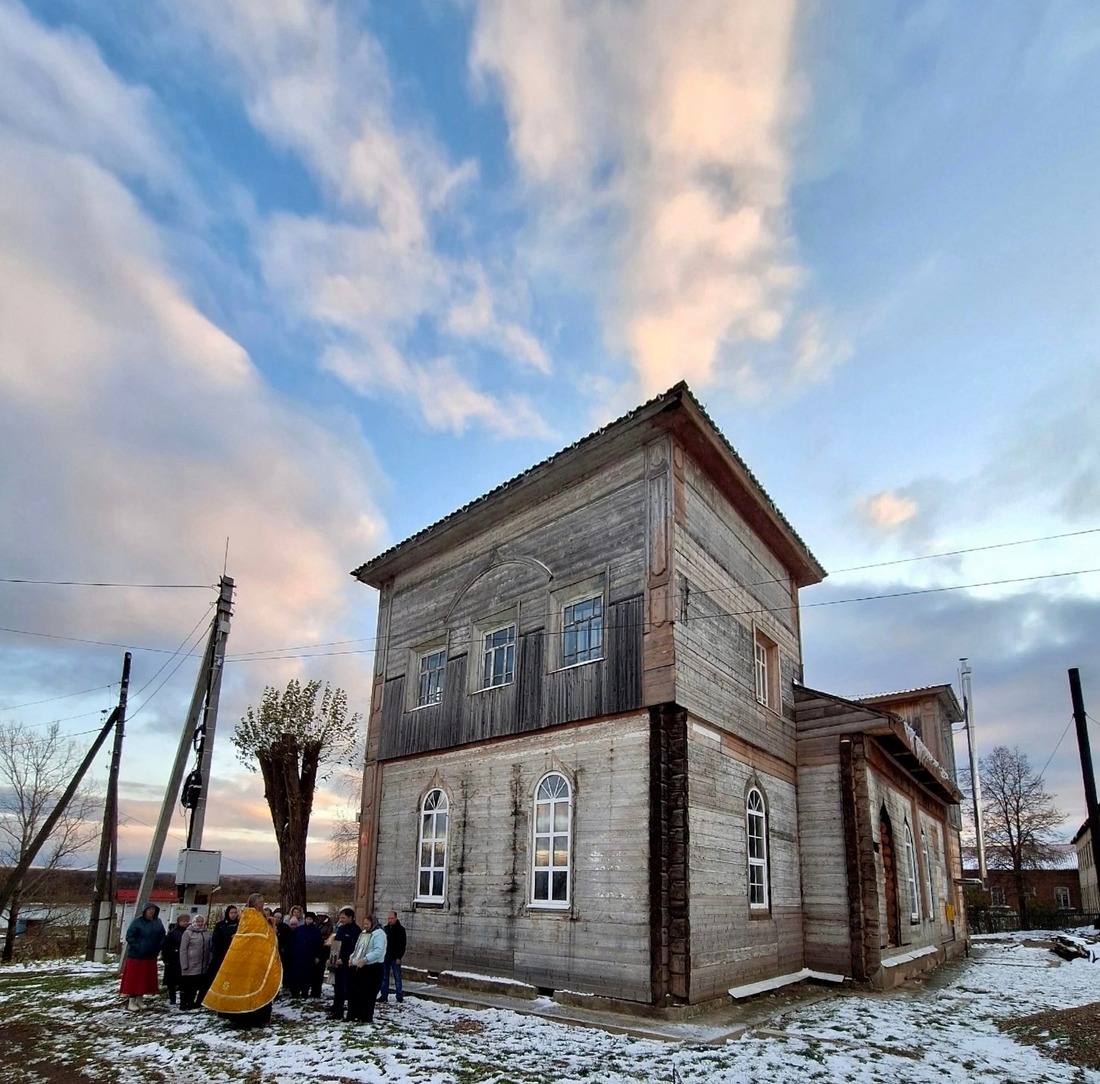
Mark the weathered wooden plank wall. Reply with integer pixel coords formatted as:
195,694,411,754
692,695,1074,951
672,450,803,764
376,596,643,760
686,720,804,998
372,715,654,1003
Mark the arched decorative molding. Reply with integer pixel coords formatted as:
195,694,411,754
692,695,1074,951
443,553,554,624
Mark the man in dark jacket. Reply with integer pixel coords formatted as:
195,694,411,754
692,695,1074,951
161,913,190,1005
326,907,361,1021
379,910,406,1004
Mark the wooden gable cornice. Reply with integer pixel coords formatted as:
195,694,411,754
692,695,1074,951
352,382,825,589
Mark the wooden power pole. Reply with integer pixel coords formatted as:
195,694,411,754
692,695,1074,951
1069,668,1100,905
85,652,130,961
124,577,233,966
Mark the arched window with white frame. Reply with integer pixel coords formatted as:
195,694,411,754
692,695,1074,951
904,821,921,922
417,788,449,902
747,787,769,909
531,772,572,907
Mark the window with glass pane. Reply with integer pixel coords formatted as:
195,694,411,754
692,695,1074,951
482,625,516,688
921,830,935,913
1054,886,1071,909
417,789,448,901
562,596,603,666
904,823,920,921
754,640,769,704
417,649,446,707
532,772,571,906
747,788,768,908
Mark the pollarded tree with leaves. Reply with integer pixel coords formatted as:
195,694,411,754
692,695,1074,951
980,744,1064,926
233,680,360,910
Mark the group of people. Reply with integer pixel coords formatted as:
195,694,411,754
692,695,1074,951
326,908,406,1024
119,895,406,1028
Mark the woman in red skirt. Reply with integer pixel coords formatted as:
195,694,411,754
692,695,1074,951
119,903,167,1010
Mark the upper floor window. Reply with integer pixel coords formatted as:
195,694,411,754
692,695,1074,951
904,822,920,922
754,629,778,710
747,787,769,909
532,772,571,908
921,829,935,914
482,624,516,688
417,649,446,707
417,789,448,902
562,595,603,667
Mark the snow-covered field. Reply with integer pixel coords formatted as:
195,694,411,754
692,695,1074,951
1,934,1098,1083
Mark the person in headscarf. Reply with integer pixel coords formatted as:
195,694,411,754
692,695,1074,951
208,904,239,981
119,903,166,1011
202,892,282,1027
178,913,213,1010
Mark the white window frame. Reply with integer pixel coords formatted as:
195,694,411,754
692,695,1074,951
480,623,516,689
416,789,449,903
990,885,1006,908
415,647,447,708
531,772,572,909
1054,886,1071,909
561,594,603,668
747,787,769,910
921,829,935,915
753,627,779,710
904,822,920,923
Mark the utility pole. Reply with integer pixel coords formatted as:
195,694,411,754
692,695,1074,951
180,577,234,909
1068,668,1100,908
960,659,987,880
125,577,234,967
85,653,130,961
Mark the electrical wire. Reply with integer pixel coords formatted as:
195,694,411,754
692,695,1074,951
0,683,116,713
0,578,214,588
1038,719,1074,778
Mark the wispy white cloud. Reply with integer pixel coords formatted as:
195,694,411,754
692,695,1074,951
179,0,551,437
0,3,386,871
472,0,848,399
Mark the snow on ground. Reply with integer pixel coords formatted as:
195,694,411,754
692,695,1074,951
1,934,1098,1083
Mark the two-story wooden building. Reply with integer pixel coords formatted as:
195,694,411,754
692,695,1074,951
352,383,967,1007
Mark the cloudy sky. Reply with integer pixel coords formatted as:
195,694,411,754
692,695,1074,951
1,0,1099,882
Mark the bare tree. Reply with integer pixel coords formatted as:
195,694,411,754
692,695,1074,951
233,680,360,910
327,733,366,880
980,745,1064,925
0,722,99,960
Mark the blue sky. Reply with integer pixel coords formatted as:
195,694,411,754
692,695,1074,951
1,0,1098,879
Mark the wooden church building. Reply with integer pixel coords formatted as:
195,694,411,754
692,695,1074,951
352,383,967,1007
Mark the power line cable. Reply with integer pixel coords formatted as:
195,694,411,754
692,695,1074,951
0,578,214,588
0,684,116,714
828,526,1100,575
1039,719,1074,778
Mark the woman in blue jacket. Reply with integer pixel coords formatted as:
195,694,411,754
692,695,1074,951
119,904,166,1011
347,915,387,1024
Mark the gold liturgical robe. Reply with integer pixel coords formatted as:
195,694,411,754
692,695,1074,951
202,906,282,1015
